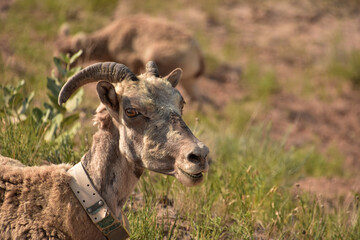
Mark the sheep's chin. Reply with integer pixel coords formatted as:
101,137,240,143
175,168,204,187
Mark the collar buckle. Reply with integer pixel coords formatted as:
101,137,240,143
68,162,130,240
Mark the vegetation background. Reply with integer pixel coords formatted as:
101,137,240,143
1,0,360,238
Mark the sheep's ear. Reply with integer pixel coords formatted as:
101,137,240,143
165,68,182,87
96,81,120,120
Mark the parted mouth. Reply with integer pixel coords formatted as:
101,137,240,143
150,168,175,176
179,168,203,179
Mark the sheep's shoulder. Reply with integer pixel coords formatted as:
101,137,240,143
0,162,84,239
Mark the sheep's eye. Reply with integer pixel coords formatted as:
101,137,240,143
125,108,139,118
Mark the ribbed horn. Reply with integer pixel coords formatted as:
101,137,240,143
146,61,159,77
58,62,138,105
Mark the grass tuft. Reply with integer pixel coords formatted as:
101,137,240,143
329,50,360,88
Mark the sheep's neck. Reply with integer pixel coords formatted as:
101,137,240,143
81,120,142,217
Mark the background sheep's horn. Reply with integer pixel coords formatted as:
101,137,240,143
146,61,159,77
58,62,138,105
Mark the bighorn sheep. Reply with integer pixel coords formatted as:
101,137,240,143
56,15,205,101
0,61,209,239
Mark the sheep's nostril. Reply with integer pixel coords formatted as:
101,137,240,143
187,153,201,163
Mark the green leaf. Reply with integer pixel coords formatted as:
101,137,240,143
47,76,62,97
47,93,65,113
42,108,51,123
53,57,66,77
61,113,79,129
69,49,83,65
66,66,81,78
15,80,25,91
64,53,71,65
53,113,64,126
56,121,80,143
18,113,27,122
18,91,34,114
27,90,35,102
59,52,70,64
9,92,23,108
67,121,81,136
44,123,57,142
32,107,44,123
2,85,11,95
64,88,83,112
44,113,63,142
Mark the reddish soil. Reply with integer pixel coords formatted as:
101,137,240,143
293,177,360,210
268,90,360,170
184,1,360,174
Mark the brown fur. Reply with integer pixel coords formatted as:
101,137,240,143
0,160,104,239
55,15,205,101
0,111,138,239
0,63,209,239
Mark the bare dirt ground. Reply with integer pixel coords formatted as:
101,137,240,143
171,1,360,172
292,176,360,210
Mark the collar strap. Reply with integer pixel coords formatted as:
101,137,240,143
68,162,130,240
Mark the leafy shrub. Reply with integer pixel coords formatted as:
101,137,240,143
33,50,84,142
1,50,83,142
0,80,34,122
0,50,85,164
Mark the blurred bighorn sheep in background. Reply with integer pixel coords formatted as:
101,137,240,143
56,15,205,102
0,61,209,239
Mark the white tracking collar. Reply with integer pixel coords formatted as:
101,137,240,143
68,162,130,240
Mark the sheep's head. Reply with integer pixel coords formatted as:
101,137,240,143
55,23,79,57
58,61,209,187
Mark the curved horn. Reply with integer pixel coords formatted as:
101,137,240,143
146,61,159,77
58,62,137,105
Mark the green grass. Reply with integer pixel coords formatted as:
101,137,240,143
0,116,87,165
1,75,358,238
123,114,357,239
242,60,279,101
0,0,117,95
328,49,360,88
